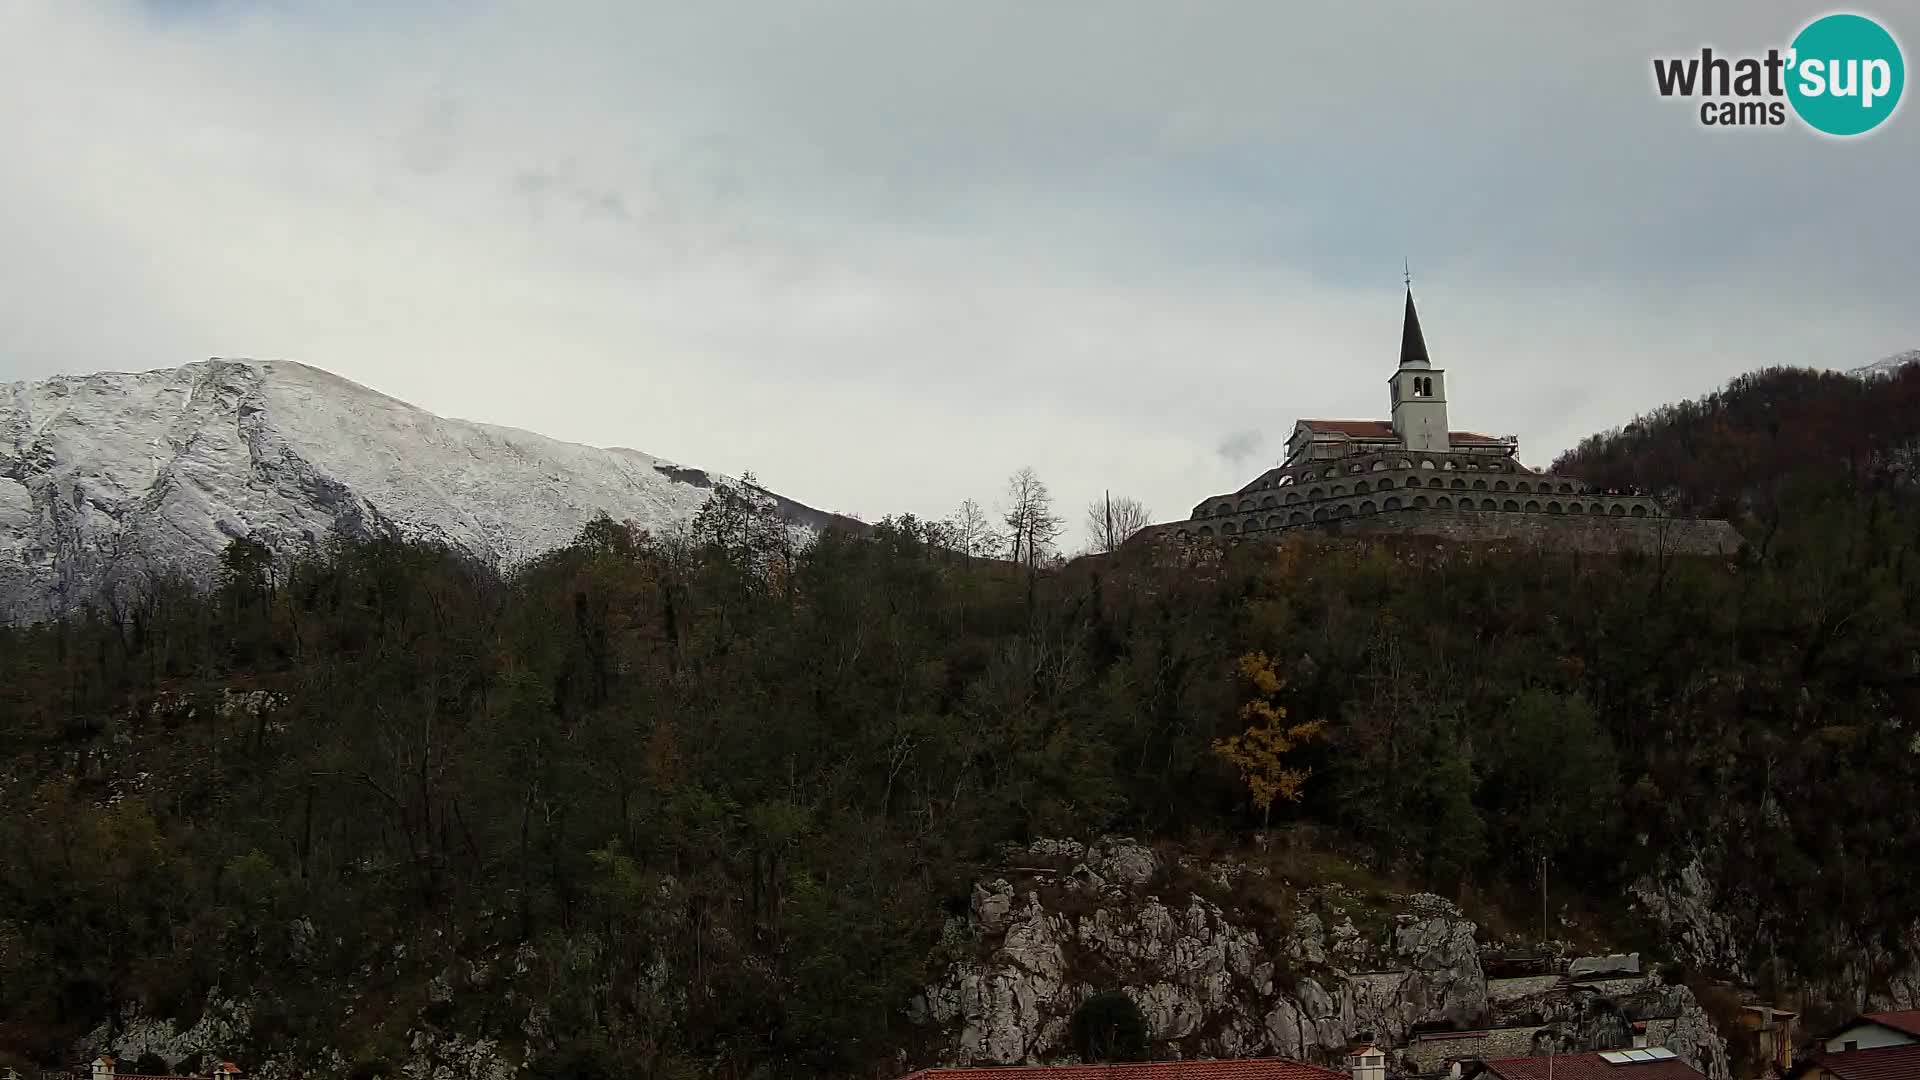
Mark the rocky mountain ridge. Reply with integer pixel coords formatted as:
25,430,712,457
0,359,851,622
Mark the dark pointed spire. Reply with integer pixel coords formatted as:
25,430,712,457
1399,287,1431,369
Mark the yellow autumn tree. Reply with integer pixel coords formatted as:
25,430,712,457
1212,651,1325,827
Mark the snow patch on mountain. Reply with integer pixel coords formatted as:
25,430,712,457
0,358,847,622
1849,349,1920,378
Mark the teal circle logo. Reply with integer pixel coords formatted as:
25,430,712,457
1787,13,1905,136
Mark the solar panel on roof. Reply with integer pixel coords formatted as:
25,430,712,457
1597,1047,1680,1066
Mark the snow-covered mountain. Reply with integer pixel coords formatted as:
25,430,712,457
0,359,855,622
1849,349,1920,378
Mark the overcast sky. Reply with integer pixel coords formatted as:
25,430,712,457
3,1,1914,539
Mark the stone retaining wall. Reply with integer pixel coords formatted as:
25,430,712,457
1319,508,1743,556
1488,975,1567,1006
1404,1026,1545,1072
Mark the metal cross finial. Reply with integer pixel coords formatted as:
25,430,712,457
1404,258,1411,289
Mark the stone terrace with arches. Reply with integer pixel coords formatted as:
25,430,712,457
1152,449,1665,542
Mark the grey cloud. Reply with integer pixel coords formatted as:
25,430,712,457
1216,429,1265,469
511,166,628,222
0,0,1914,550
398,97,461,176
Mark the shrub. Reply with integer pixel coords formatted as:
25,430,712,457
1071,991,1148,1063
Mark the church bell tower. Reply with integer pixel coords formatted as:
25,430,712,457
1389,287,1450,453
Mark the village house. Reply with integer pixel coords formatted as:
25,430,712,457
1811,1010,1920,1053
1785,1009,1920,1079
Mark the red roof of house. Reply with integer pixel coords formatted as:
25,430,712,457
1808,1044,1920,1080
1475,1052,1704,1080
1296,419,1507,445
1860,1010,1920,1038
896,1060,1343,1080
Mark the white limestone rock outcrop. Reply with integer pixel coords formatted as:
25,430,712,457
914,846,1490,1068
1629,856,1750,983
72,987,525,1080
1634,852,1920,1016
915,839,1729,1079
80,994,254,1072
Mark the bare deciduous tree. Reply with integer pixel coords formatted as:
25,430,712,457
1001,467,1063,576
944,498,1002,562
1085,492,1152,553
1002,468,1060,570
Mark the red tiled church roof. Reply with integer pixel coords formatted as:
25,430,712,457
1807,1044,1920,1080
1296,419,1506,445
1475,1052,1704,1080
1299,419,1397,438
897,1060,1343,1080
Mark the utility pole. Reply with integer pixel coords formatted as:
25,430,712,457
1541,854,1550,945
1104,490,1113,552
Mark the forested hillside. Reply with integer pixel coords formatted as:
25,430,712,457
2,366,1918,1079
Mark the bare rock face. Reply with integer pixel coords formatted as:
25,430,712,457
400,1031,519,1080
914,839,1729,1079
1261,978,1349,1061
73,987,522,1080
914,844,1492,1068
81,994,254,1072
1086,838,1162,888
1630,857,1749,983
915,885,1073,1063
1633,853,1920,1014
